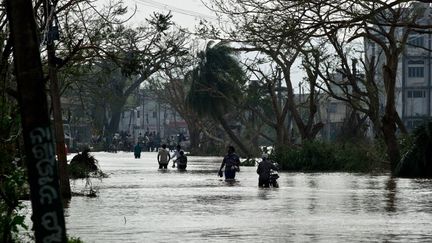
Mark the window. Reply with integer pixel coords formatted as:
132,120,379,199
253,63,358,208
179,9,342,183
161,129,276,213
408,60,424,65
153,111,157,118
328,103,337,113
408,35,424,47
407,90,426,98
408,67,424,77
137,111,140,118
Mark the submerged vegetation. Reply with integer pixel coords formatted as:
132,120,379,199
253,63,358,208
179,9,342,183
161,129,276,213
69,149,108,197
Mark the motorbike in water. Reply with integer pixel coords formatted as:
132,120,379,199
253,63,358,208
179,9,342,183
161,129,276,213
269,162,279,188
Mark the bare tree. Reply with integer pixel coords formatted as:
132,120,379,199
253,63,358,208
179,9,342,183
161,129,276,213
200,0,324,146
301,0,432,171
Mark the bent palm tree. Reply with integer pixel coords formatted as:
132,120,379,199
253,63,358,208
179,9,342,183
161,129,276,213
187,41,252,156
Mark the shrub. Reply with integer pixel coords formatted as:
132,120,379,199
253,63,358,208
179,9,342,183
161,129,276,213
395,121,432,178
271,140,386,173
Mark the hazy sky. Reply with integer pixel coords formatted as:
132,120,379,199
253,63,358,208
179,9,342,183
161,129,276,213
124,0,216,29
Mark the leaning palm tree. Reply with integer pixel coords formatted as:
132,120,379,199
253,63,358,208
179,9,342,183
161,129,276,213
187,41,252,157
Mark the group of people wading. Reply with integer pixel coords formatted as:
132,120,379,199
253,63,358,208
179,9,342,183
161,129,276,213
134,143,277,188
156,144,187,170
218,145,278,187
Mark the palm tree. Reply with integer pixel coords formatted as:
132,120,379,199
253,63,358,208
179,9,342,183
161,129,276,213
187,41,252,157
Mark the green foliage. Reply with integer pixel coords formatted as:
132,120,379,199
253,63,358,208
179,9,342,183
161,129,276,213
187,41,246,118
0,166,29,242
395,121,432,178
68,236,84,243
0,97,30,242
271,141,386,173
68,150,107,197
69,151,107,180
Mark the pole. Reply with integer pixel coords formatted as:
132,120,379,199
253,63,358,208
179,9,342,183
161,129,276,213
6,0,67,241
45,0,71,199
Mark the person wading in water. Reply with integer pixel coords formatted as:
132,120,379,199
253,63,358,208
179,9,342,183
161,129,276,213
218,146,240,180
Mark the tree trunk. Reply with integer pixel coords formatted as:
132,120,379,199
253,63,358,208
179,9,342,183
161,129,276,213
382,59,401,173
107,99,126,139
217,115,253,157
382,112,400,172
275,120,289,146
6,0,67,241
48,40,71,200
184,117,201,154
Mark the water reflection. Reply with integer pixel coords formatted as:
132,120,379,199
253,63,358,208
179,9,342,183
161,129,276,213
385,177,397,212
23,152,432,242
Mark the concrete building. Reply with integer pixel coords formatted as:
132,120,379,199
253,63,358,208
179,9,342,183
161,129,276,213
400,7,432,130
365,2,432,131
118,90,189,143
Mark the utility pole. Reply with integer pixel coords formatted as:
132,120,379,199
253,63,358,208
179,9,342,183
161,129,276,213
45,0,71,199
6,0,67,241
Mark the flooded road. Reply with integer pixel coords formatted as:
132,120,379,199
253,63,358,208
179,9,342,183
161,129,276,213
32,152,432,242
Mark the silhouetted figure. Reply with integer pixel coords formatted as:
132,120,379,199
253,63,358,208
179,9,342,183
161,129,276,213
134,142,142,159
218,146,240,180
177,150,188,170
257,154,278,187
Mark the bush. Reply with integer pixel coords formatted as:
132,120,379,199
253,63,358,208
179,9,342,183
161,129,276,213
271,140,386,173
395,121,432,178
0,99,30,242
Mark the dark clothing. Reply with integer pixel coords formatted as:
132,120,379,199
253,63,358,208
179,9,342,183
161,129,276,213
257,159,278,187
159,163,168,169
225,169,236,179
258,178,270,188
220,153,240,179
177,155,187,170
134,144,142,159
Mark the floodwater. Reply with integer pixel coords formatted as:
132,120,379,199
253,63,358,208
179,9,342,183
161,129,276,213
25,152,432,242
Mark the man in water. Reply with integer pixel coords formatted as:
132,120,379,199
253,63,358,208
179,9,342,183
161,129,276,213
218,146,240,180
257,154,278,187
157,144,171,169
134,142,142,159
177,150,188,170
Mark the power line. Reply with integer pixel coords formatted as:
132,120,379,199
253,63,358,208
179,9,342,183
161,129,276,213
132,0,219,21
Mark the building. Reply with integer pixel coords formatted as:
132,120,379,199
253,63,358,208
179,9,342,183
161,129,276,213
365,2,432,131
400,6,432,130
118,90,189,144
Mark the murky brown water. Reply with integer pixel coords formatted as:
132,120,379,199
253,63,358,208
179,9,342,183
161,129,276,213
24,152,432,242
